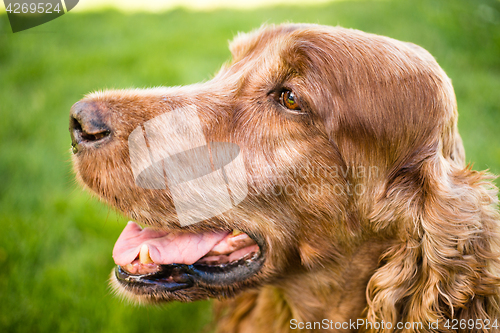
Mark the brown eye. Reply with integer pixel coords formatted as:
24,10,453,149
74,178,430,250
280,90,301,111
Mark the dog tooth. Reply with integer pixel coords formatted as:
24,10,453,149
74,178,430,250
139,244,153,264
124,264,134,272
232,229,243,236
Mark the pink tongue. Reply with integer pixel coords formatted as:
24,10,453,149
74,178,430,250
112,221,230,266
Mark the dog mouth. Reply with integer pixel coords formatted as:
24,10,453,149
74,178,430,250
113,222,265,294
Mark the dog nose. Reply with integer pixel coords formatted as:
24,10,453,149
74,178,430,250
69,101,112,153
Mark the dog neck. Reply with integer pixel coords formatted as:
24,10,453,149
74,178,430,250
215,239,390,333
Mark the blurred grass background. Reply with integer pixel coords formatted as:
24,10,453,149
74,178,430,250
0,0,499,332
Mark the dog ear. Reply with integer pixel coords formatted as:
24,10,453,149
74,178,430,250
366,141,500,331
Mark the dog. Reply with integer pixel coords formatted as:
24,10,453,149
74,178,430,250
69,24,500,332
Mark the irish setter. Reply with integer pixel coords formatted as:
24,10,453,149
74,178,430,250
70,24,500,332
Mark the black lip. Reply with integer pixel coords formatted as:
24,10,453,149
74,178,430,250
116,264,195,292
115,239,266,293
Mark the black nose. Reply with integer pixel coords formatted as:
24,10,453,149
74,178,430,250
69,101,112,153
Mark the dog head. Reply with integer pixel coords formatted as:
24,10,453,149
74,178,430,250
70,24,500,326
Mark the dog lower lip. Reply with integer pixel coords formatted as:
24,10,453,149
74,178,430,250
116,264,194,292
115,248,265,291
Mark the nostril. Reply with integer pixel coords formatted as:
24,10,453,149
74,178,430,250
84,130,110,141
71,116,110,142
69,101,113,153
70,116,83,135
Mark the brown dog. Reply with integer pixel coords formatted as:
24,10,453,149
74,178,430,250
70,24,500,332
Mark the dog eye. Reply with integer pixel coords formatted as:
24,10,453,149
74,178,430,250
280,90,301,111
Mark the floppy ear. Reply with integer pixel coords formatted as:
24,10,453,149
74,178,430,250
366,140,500,331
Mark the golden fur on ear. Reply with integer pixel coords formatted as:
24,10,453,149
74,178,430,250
367,143,500,331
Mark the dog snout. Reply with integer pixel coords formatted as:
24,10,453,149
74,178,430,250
69,101,112,153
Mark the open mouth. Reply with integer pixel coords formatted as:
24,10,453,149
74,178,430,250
113,222,265,294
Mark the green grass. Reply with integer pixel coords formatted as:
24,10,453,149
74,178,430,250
0,0,499,332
